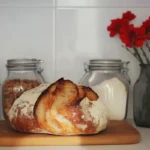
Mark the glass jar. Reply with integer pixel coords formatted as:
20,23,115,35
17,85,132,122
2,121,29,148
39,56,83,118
2,58,46,119
79,59,130,120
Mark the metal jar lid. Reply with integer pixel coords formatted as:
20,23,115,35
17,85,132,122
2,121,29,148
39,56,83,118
88,59,125,70
6,58,43,70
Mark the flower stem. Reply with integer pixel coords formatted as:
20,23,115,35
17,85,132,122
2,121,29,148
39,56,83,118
133,46,144,64
146,41,150,52
140,47,150,64
122,45,140,61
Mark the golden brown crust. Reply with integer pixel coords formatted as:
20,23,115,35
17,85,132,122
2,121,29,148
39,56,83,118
11,116,41,133
9,78,100,135
53,79,79,105
34,78,64,116
77,86,86,101
34,79,99,134
34,79,80,134
85,87,99,101
66,105,96,134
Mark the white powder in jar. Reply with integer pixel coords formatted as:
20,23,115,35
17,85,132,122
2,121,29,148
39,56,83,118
92,77,127,120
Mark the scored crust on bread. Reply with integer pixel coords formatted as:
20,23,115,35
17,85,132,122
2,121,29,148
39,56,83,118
34,78,79,134
34,78,99,134
85,87,99,101
77,86,86,102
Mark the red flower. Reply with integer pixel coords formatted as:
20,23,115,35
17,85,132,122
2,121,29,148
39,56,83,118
122,11,136,21
107,18,128,37
120,24,146,48
142,17,150,39
147,33,150,39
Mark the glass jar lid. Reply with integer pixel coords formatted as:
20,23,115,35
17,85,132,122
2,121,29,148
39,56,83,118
87,59,128,71
6,58,43,70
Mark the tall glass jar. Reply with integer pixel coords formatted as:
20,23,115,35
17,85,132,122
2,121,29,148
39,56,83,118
79,59,130,120
2,58,46,119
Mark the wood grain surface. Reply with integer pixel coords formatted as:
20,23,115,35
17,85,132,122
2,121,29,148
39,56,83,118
0,120,140,146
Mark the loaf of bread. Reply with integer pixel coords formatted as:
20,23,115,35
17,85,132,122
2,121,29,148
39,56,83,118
8,78,108,135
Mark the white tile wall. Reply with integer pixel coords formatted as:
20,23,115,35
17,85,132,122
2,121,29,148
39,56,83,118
57,0,150,7
0,0,150,119
55,8,139,83
0,0,55,7
0,7,55,83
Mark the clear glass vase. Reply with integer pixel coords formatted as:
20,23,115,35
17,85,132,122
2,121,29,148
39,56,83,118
134,64,150,127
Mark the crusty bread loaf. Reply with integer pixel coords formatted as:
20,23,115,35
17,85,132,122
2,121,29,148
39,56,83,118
8,78,108,135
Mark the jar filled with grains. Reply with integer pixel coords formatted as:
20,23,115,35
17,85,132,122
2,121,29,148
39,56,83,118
2,58,46,119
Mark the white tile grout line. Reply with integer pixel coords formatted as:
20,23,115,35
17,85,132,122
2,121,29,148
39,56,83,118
52,0,57,81
0,6,150,8
55,6,150,9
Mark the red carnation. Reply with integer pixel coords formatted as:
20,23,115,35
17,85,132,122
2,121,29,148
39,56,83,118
147,33,150,39
120,24,146,48
107,18,128,37
142,17,150,39
122,11,136,21
107,11,150,64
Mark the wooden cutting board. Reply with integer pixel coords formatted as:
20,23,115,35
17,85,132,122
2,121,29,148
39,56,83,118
0,120,140,146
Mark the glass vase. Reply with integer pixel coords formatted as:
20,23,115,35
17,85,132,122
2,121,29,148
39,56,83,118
134,64,150,127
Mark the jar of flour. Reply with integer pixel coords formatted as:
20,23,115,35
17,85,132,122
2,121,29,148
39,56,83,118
79,59,130,120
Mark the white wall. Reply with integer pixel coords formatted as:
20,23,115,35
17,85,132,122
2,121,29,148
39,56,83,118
0,0,150,119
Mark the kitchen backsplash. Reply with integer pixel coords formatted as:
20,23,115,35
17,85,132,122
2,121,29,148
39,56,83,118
0,0,150,119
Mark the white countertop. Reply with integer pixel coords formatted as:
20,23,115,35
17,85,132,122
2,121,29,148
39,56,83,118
0,120,149,150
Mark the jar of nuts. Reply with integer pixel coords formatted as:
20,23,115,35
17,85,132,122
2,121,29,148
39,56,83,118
2,58,46,119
